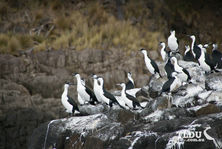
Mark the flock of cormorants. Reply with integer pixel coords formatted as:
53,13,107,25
61,30,222,115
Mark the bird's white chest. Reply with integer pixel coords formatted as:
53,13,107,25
168,36,178,51
94,85,102,103
61,95,73,113
161,49,167,61
174,65,187,82
77,85,90,102
198,56,211,72
99,89,110,105
170,78,181,92
145,58,155,74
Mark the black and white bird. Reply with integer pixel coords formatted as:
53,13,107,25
124,72,148,98
183,45,195,62
140,48,162,78
91,74,103,103
212,44,222,69
117,83,143,109
171,57,191,83
73,73,98,105
160,42,170,62
168,30,179,52
126,72,135,90
197,45,217,73
61,82,79,114
164,57,175,79
161,72,182,107
97,77,122,107
190,35,201,60
161,72,182,94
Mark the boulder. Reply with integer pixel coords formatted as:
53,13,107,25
205,72,222,91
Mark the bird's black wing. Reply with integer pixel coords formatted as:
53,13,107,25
103,89,124,108
205,53,216,70
182,68,191,80
67,96,79,112
125,93,140,107
193,44,201,59
162,77,175,93
126,81,134,90
85,86,98,103
184,51,195,62
150,59,161,75
103,89,117,103
212,50,222,68
165,59,175,79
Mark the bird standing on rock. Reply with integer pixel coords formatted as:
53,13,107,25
73,73,98,105
117,83,143,110
171,57,191,83
97,77,122,108
91,74,103,103
160,42,170,62
140,48,162,78
61,82,79,115
168,30,179,53
190,35,201,60
197,45,217,73
161,72,182,108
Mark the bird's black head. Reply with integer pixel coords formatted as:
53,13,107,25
140,48,145,51
72,73,78,76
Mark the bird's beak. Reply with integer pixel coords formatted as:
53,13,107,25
116,83,121,86
72,73,77,76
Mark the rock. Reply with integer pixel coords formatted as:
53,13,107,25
148,77,167,98
1,108,53,149
195,104,221,116
78,104,106,115
35,50,66,68
0,55,27,77
28,113,124,149
24,74,67,98
172,84,204,107
205,72,222,91
178,60,205,84
207,91,222,105
2,48,222,149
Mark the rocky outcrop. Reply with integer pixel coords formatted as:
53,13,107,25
1,49,222,149
28,59,222,149
0,49,150,149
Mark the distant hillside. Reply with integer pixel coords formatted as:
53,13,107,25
0,0,222,55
